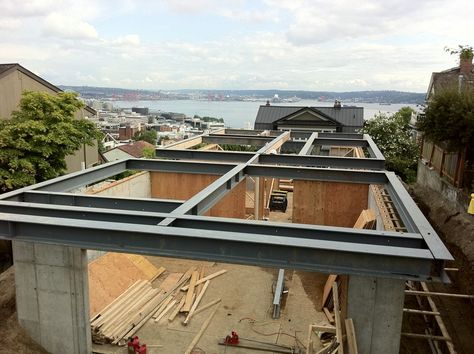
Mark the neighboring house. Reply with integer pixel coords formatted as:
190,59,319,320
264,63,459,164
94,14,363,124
254,101,364,133
426,55,474,100
103,141,155,161
417,54,473,209
0,63,99,173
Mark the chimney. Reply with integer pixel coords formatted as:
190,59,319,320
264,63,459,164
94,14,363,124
265,100,270,106
460,55,473,76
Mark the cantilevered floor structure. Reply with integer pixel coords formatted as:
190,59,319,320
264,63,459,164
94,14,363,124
0,130,452,354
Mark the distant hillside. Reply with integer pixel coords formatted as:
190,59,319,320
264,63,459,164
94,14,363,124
59,85,425,104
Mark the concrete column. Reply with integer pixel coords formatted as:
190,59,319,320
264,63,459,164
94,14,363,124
346,275,405,354
12,241,91,354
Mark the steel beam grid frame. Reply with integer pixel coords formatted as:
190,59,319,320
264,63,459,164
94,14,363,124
0,131,452,281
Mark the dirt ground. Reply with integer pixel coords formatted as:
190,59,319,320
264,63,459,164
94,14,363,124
408,184,474,354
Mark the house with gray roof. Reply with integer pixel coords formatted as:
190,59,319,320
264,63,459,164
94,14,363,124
254,102,364,133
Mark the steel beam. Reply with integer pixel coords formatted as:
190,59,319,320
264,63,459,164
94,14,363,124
0,159,128,200
155,149,253,163
313,137,368,147
0,213,437,280
0,201,167,225
21,191,182,213
365,134,385,160
384,173,452,261
0,200,425,249
298,132,318,155
259,154,385,170
202,135,273,146
245,165,388,184
170,215,424,248
126,159,236,175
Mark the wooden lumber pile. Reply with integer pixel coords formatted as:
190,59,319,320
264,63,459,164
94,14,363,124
88,252,163,316
91,266,227,346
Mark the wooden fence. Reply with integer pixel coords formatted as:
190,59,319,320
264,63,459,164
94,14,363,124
421,139,466,187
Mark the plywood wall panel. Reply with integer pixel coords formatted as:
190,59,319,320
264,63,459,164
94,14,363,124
293,180,368,227
150,172,246,219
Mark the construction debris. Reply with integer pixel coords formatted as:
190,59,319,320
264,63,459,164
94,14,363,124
91,265,226,346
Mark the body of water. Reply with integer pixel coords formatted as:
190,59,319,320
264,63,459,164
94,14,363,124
113,99,421,129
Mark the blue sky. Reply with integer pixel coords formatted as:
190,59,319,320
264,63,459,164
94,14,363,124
0,0,472,92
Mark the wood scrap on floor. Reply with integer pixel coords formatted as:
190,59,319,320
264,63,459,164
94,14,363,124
321,209,376,315
91,263,228,347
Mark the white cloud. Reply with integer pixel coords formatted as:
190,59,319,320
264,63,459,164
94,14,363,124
1,0,473,92
44,12,99,40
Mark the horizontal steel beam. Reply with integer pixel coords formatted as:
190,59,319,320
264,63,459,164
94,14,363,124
0,160,128,199
0,201,167,225
202,135,273,146
384,172,453,261
0,200,425,249
319,132,364,139
170,215,425,249
152,150,385,170
21,191,182,213
126,159,235,175
259,154,385,170
245,165,388,184
313,137,368,147
155,149,254,163
0,213,438,280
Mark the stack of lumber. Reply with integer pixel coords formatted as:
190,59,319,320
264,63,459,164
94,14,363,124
91,266,227,346
88,252,163,316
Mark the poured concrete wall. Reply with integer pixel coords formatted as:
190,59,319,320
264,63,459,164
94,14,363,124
347,275,405,354
87,171,151,198
12,241,91,354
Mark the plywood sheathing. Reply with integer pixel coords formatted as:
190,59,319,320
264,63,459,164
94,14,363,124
293,181,369,227
150,172,246,218
88,252,160,317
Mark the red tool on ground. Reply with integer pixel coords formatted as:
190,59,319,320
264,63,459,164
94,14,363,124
127,336,147,354
224,331,239,345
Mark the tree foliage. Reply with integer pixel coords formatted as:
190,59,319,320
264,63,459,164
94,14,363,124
142,146,155,159
418,87,474,152
0,91,101,192
133,129,157,145
361,107,419,182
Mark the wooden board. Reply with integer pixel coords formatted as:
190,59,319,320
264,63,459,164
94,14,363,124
159,273,184,293
150,172,246,219
88,252,154,317
124,254,160,279
293,181,369,227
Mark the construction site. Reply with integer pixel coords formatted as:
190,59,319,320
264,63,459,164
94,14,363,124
0,129,470,354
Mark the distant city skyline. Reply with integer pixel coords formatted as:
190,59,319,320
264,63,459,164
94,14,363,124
1,0,472,92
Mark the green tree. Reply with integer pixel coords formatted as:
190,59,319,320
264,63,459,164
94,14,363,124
142,146,155,159
418,87,474,151
133,129,157,145
361,108,419,182
0,91,101,192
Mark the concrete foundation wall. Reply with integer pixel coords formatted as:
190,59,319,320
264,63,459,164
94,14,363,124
87,171,151,198
347,275,405,354
417,160,469,211
12,241,91,354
